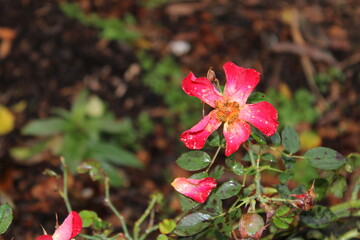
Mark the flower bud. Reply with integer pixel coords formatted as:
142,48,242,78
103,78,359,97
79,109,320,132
290,181,316,211
239,213,266,239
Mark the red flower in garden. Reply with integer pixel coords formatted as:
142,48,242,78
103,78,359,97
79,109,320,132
171,177,217,203
37,211,82,240
181,62,278,156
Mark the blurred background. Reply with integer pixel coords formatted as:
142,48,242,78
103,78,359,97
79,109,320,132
0,0,359,239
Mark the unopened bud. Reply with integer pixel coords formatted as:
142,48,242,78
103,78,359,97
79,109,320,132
290,181,316,211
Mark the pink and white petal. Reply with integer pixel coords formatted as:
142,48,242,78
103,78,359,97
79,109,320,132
182,72,223,108
240,102,278,136
36,236,53,240
52,212,82,240
171,177,217,203
180,110,222,150
223,62,260,105
223,120,251,156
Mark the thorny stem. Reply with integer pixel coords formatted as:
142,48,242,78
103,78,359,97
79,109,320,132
60,157,72,213
104,177,132,240
134,194,158,240
206,145,222,172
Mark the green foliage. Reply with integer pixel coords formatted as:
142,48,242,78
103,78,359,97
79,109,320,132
176,151,211,171
137,51,201,129
0,203,13,234
314,67,344,93
60,2,140,43
282,126,301,154
300,205,336,229
174,213,212,236
15,90,142,186
273,206,295,229
267,88,319,127
304,147,346,170
80,210,111,231
215,180,242,199
159,219,176,234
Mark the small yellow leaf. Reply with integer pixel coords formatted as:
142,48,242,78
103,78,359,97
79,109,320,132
300,130,322,150
0,105,15,135
278,82,292,99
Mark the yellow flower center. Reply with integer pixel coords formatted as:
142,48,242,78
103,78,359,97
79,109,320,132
215,100,240,124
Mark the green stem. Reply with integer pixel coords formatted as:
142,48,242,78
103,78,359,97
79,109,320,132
247,142,261,197
139,225,159,240
133,195,158,240
205,145,222,172
60,158,72,213
104,177,132,240
259,166,283,173
330,199,360,219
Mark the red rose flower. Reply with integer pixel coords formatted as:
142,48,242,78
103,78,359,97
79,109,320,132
181,62,278,156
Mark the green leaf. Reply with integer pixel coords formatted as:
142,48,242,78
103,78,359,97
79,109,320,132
247,92,270,103
176,151,211,171
22,118,66,136
70,89,88,122
0,203,13,234
270,132,281,146
208,132,220,147
178,194,199,212
261,153,276,162
250,127,266,145
304,147,346,170
275,206,291,217
330,175,347,198
101,162,125,187
273,216,290,229
209,165,225,179
159,219,176,234
275,184,291,198
282,155,296,169
89,142,142,168
281,126,300,154
190,172,209,179
300,205,336,229
313,178,329,200
279,171,294,184
174,213,212,236
79,210,98,227
157,234,168,240
61,133,87,172
225,158,244,175
215,180,241,199
202,193,223,216
213,217,232,237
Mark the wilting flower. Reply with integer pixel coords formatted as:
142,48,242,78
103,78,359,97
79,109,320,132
290,181,316,211
181,62,278,156
37,211,82,240
171,177,217,203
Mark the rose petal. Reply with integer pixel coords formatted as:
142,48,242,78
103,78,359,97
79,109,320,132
52,211,82,240
171,177,217,203
240,102,278,136
223,62,260,105
180,110,221,150
36,236,53,240
182,72,222,108
223,120,251,156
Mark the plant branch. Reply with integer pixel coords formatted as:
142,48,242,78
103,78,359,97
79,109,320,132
60,157,72,213
206,145,222,172
104,177,132,240
133,194,158,240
